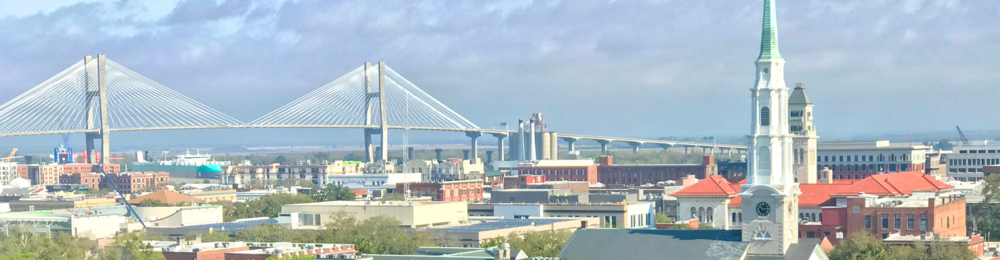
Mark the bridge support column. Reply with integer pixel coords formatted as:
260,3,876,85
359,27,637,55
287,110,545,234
492,134,506,162
463,150,470,160
364,129,375,163
374,146,383,162
723,148,732,157
566,139,576,153
657,144,673,151
684,146,692,155
377,62,389,163
85,134,97,163
98,54,111,163
435,148,443,162
627,142,642,154
407,147,414,161
597,140,611,155
466,132,482,164
486,151,494,166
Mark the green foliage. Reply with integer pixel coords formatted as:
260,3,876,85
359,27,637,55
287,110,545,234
654,213,672,224
310,185,355,202
970,174,1000,240
316,212,434,254
0,229,94,260
185,230,232,242
137,199,169,207
829,233,975,260
237,223,319,243
0,253,34,260
202,179,211,184
222,193,314,222
94,232,167,260
479,230,573,257
829,233,893,260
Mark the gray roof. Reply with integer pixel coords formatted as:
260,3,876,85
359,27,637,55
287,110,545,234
428,219,566,233
557,229,748,260
745,239,828,260
788,84,812,105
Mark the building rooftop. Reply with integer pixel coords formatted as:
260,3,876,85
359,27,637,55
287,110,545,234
129,189,204,204
288,200,459,207
817,140,929,150
531,160,595,167
148,218,277,233
428,218,567,233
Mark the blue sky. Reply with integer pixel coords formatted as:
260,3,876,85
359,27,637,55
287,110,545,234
0,0,997,148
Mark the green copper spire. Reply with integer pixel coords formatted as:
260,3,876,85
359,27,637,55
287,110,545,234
758,0,781,60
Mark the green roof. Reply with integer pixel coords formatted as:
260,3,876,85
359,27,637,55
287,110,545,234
484,171,503,177
197,165,223,172
758,0,781,60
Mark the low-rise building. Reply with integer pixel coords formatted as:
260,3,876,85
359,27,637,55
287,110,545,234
8,196,116,212
597,155,718,187
398,179,483,202
427,217,597,247
515,160,598,185
946,142,1000,181
468,202,654,229
325,173,420,192
817,141,930,181
368,245,528,260
147,240,360,260
0,206,124,239
103,172,170,194
221,161,365,188
59,172,103,189
133,205,224,227
0,162,18,186
280,200,468,228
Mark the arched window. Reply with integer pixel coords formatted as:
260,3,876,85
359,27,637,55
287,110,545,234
707,207,714,223
760,107,771,126
738,213,743,222
732,213,737,223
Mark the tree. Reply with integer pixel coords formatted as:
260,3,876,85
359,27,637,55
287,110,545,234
94,232,167,260
237,223,319,243
378,193,405,201
970,174,1000,239
274,155,287,164
0,228,94,260
654,213,672,224
0,253,34,260
316,212,433,254
268,255,315,260
222,193,314,221
185,230,232,242
828,233,892,260
202,179,211,184
310,185,355,202
480,230,573,257
934,139,953,151
138,199,169,207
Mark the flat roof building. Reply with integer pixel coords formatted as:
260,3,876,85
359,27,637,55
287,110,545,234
280,200,468,228
945,142,1000,181
427,217,597,247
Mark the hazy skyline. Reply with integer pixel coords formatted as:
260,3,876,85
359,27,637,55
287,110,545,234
1,0,998,148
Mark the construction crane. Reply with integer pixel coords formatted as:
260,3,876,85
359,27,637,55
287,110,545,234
4,148,17,163
956,125,971,146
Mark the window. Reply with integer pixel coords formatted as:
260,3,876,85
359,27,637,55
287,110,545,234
315,214,322,226
882,214,888,229
894,215,901,229
754,231,772,240
824,232,830,238
806,232,815,238
760,107,770,126
865,216,871,228
920,215,927,230
907,215,914,230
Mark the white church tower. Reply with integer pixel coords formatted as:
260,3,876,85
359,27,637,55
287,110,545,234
741,0,800,256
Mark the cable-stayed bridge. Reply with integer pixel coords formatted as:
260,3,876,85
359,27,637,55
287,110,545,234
0,54,746,163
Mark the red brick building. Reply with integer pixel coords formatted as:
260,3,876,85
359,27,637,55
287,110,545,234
59,172,103,189
673,171,970,246
224,244,357,260
102,172,170,194
398,179,483,202
597,155,718,187
62,163,120,174
517,160,598,185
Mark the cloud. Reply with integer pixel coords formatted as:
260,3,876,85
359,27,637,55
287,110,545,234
0,0,998,148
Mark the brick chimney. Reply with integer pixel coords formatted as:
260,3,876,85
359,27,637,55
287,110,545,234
599,156,613,166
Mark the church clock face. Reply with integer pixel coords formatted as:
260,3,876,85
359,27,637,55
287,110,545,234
755,202,771,217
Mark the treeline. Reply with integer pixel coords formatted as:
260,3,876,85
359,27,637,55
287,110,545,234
222,185,356,221
0,230,167,260
829,233,975,260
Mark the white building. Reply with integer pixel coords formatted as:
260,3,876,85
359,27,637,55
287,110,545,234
221,161,365,188
945,141,1000,181
0,162,18,186
326,173,420,192
816,141,931,180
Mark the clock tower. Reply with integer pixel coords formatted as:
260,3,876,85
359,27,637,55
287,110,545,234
740,0,800,256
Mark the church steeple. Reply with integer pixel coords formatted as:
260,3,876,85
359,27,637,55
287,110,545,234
758,0,781,60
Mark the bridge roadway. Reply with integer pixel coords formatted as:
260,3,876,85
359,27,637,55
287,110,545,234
0,125,745,160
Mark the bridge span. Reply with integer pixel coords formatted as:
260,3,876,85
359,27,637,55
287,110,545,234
0,55,743,163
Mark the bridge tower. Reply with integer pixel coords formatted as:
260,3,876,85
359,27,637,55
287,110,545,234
82,54,111,163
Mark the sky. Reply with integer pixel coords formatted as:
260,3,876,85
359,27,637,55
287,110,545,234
0,0,998,149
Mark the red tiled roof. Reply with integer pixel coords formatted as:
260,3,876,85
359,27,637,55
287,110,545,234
671,175,739,197
672,171,953,207
830,171,953,197
798,183,851,207
129,189,203,204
